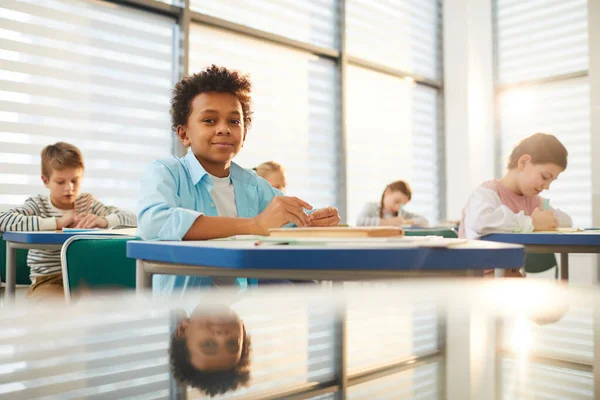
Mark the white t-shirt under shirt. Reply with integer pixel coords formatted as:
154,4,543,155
209,174,238,287
210,174,238,218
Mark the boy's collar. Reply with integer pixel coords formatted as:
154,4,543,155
184,152,208,185
184,152,238,185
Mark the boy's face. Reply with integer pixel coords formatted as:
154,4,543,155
42,168,83,209
177,92,246,172
178,308,244,371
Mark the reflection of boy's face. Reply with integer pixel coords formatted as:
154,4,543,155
178,309,244,371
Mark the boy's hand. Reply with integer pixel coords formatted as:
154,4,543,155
308,207,341,227
56,210,77,230
532,207,558,231
254,196,313,235
74,214,109,229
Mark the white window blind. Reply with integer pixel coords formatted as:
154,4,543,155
346,0,441,80
495,0,590,228
188,23,339,210
190,0,338,49
496,0,588,85
0,0,175,213
346,65,440,226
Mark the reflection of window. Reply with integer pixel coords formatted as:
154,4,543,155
188,24,339,209
0,0,175,212
495,0,590,227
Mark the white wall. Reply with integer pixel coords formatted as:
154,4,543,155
443,0,496,221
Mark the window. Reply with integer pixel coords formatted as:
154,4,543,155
495,0,590,227
344,0,442,225
190,0,338,49
0,0,175,212
346,0,440,80
346,67,440,225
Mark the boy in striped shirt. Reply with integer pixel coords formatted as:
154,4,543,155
0,142,136,302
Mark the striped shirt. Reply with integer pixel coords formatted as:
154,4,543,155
0,194,137,277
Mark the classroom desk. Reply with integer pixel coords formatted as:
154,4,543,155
2,230,135,300
127,238,525,292
481,231,600,280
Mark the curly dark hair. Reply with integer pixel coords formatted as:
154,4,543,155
170,64,253,133
169,328,252,396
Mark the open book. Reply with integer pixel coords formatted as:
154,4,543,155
533,227,583,233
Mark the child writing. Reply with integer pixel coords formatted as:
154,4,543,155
253,161,286,192
137,65,340,291
356,180,428,227
459,132,572,240
0,142,137,301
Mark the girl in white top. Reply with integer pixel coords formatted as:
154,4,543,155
459,133,572,240
356,180,428,227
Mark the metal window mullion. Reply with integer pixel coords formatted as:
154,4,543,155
106,0,181,18
347,56,442,90
337,0,348,223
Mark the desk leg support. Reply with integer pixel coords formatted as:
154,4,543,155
560,253,569,282
136,260,152,295
5,242,16,301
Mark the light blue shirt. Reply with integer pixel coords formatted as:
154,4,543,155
137,152,283,294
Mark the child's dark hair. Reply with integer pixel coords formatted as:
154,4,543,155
169,328,252,396
170,64,253,132
41,142,85,178
379,180,412,218
507,133,568,170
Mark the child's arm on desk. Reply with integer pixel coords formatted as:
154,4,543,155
0,197,61,232
184,196,313,240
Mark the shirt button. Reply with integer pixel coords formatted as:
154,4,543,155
210,203,215,207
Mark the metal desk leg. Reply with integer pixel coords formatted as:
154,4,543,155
136,259,152,294
5,242,16,301
560,253,569,281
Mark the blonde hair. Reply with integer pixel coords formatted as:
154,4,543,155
41,142,85,178
253,161,284,178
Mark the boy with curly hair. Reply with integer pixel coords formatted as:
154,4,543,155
137,65,340,291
